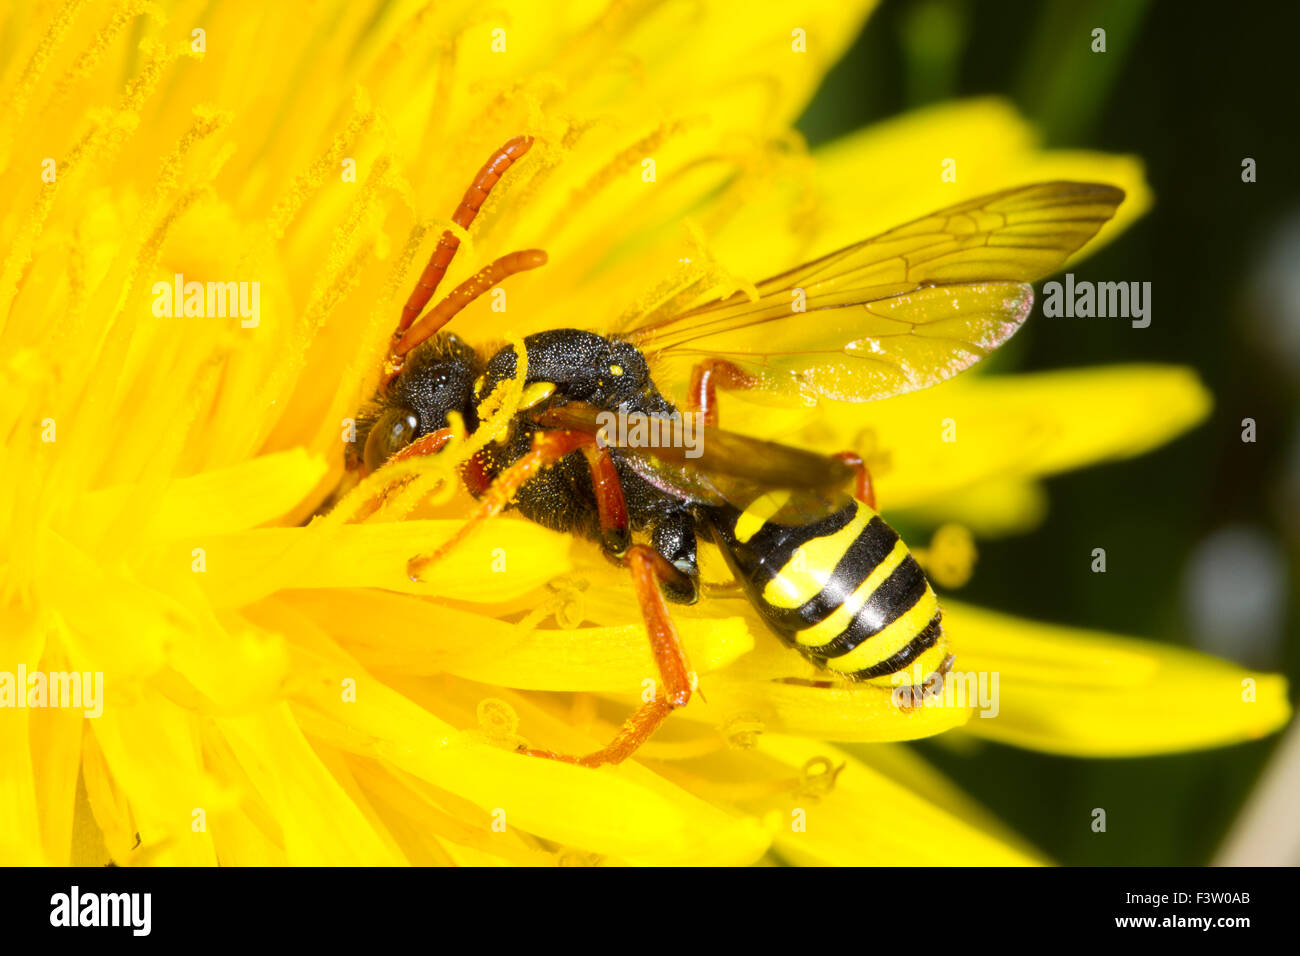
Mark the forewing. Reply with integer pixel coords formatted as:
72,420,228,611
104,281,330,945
625,182,1124,403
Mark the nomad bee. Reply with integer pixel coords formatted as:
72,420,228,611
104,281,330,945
346,135,1123,767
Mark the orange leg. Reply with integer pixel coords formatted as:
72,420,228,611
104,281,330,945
581,444,630,554
520,544,694,768
405,428,592,581
382,428,454,469
350,428,455,520
348,425,454,474
405,425,693,767
397,135,534,334
406,428,637,578
686,358,758,427
834,451,877,510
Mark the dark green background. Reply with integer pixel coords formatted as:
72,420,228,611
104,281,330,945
799,0,1299,864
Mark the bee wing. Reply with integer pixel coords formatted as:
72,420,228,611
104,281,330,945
624,182,1125,403
532,402,855,510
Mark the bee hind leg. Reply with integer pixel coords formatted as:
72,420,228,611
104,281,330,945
833,451,877,510
519,544,694,768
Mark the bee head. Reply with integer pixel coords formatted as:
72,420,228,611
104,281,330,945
348,333,483,474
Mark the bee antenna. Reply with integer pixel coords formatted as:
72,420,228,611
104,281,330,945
388,248,547,369
381,135,538,390
395,135,534,336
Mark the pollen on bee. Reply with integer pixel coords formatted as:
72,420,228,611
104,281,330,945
519,381,556,410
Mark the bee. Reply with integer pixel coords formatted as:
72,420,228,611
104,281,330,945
346,135,1124,767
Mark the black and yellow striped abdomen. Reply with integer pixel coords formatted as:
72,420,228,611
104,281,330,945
706,494,949,686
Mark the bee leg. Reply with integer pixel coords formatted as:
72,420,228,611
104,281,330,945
349,428,457,520
650,511,700,604
348,426,456,476
687,358,758,427
384,427,455,466
406,428,594,580
516,449,693,767
833,451,877,510
519,544,694,768
581,444,630,554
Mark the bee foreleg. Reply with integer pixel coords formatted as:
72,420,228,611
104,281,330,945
382,427,455,467
349,428,456,521
406,428,593,581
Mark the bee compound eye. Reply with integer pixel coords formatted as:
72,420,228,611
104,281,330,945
363,408,420,472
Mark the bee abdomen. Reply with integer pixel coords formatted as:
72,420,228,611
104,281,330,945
709,496,947,683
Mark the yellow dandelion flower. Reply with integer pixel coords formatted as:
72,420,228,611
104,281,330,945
0,0,1289,868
